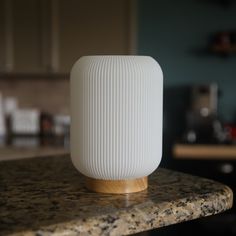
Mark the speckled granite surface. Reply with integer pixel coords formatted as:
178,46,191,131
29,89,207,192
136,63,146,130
0,155,233,236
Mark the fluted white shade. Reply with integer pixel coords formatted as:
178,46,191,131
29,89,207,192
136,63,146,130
70,56,163,180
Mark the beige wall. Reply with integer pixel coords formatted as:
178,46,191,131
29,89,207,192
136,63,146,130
0,79,69,114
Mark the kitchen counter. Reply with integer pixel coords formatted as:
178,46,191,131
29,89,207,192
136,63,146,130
0,155,233,236
0,136,69,161
0,146,68,161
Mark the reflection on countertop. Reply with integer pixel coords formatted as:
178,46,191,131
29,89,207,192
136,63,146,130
0,136,69,161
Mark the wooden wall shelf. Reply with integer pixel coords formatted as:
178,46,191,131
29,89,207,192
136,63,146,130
210,45,236,54
173,143,236,160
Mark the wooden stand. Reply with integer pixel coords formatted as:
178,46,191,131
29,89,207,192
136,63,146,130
85,176,148,194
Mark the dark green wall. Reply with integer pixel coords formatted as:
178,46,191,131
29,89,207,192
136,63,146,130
138,0,236,122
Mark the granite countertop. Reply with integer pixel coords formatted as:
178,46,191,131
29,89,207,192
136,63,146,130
0,155,233,236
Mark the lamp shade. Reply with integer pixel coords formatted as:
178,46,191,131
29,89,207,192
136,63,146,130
70,55,163,193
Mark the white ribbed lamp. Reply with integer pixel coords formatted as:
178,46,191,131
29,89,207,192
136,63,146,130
70,56,163,193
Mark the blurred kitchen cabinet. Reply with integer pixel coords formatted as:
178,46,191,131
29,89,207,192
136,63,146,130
13,0,44,73
0,0,136,75
56,0,136,73
0,0,5,72
0,0,57,74
0,0,14,72
0,0,50,74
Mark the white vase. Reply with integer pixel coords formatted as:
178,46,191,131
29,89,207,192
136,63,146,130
70,55,163,193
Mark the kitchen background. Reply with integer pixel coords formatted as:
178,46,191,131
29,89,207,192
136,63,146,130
0,0,134,158
1,0,236,235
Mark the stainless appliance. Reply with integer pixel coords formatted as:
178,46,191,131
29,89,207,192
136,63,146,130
183,84,228,144
191,83,218,116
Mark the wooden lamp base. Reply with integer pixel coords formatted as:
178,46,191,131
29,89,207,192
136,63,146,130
85,176,148,194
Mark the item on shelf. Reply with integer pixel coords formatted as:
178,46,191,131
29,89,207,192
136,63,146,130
3,97,18,116
209,31,236,55
11,109,40,136
183,112,229,144
40,112,54,136
183,84,230,144
191,84,218,115
53,114,70,137
224,123,236,143
0,93,6,138
3,96,18,137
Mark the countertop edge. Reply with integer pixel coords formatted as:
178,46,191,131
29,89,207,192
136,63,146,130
10,184,233,236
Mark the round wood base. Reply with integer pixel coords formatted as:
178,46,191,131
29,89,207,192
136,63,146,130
85,176,148,194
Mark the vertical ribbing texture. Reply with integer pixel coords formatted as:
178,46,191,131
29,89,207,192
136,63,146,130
71,56,163,180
